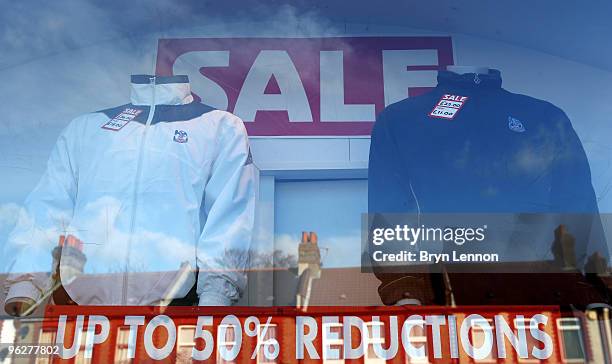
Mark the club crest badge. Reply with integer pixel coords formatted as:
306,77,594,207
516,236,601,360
508,116,526,133
173,129,189,143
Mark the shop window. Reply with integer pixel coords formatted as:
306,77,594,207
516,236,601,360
557,318,586,363
364,321,386,364
402,318,429,364
470,318,496,364
217,324,238,364
514,318,544,363
35,329,56,364
114,326,133,364
323,322,344,364
176,325,197,364
74,330,92,364
257,323,278,364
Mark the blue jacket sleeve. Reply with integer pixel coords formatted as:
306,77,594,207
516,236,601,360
368,110,417,214
549,109,609,269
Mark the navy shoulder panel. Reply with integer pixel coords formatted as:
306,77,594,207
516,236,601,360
152,102,216,124
96,102,215,124
96,103,150,123
97,103,133,118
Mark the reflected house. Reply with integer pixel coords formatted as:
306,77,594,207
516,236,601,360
1,230,612,363
296,231,322,309
436,225,611,307
50,235,87,306
294,231,386,309
52,235,87,280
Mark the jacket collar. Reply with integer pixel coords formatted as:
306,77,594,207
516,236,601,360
130,75,194,106
437,69,502,90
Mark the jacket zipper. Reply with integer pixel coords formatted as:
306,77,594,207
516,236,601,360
122,76,156,304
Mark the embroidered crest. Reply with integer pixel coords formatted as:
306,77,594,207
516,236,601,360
508,116,526,133
173,129,189,143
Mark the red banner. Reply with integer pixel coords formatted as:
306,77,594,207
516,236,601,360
5,305,572,363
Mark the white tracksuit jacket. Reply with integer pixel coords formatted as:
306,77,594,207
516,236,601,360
4,74,257,306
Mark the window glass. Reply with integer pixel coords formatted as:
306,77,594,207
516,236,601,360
114,327,133,364
557,318,586,363
257,324,278,364
275,179,367,268
177,325,197,363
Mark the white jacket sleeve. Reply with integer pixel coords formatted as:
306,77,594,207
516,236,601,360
197,113,256,306
3,120,80,303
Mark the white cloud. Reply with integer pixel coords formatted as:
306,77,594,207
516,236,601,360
274,233,299,257
0,203,21,230
4,196,200,275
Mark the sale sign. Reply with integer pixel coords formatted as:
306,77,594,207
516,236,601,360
156,37,454,136
26,305,562,363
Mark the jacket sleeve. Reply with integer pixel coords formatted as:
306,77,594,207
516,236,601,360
368,110,416,214
368,110,431,305
197,112,257,306
549,109,609,270
3,121,80,304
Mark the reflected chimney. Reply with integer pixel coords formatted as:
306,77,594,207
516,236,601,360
551,225,577,270
298,231,321,278
52,234,87,281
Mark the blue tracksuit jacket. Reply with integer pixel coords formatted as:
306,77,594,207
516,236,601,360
368,69,607,271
